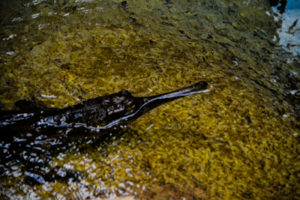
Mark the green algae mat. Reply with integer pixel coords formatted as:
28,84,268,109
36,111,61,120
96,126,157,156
0,0,299,199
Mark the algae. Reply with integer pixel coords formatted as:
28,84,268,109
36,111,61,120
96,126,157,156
0,0,299,199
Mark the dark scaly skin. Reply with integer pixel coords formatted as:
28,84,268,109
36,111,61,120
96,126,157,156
1,81,208,133
0,81,208,185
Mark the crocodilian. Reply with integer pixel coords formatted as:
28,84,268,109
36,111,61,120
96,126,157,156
0,81,208,185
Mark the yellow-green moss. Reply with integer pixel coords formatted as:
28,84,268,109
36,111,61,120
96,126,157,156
0,0,299,199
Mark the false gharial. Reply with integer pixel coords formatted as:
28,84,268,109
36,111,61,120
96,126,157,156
0,81,208,184
0,81,208,135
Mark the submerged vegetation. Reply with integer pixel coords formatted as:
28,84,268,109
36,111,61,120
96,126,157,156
0,0,299,199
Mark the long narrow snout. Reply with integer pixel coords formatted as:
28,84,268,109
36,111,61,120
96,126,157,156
134,81,209,118
147,81,209,101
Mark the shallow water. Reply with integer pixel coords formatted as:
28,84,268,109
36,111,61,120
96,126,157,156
0,0,299,199
273,0,300,55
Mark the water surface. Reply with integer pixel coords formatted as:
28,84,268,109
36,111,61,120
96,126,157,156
0,0,299,199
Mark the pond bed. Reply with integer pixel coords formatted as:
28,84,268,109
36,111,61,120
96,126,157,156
0,0,299,199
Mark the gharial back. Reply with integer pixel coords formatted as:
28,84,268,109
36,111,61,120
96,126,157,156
56,89,141,128
0,89,140,132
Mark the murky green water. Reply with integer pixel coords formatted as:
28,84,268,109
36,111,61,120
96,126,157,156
0,0,299,199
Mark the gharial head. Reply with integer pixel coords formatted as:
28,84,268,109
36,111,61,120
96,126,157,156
101,89,138,118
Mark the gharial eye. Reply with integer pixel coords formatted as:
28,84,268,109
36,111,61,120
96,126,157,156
124,100,135,111
119,89,131,95
125,99,134,106
112,95,126,104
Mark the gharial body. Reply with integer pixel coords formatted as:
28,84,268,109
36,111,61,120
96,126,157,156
0,81,208,185
0,81,209,136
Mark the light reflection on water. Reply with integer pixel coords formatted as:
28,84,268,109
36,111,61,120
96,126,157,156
274,1,300,56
